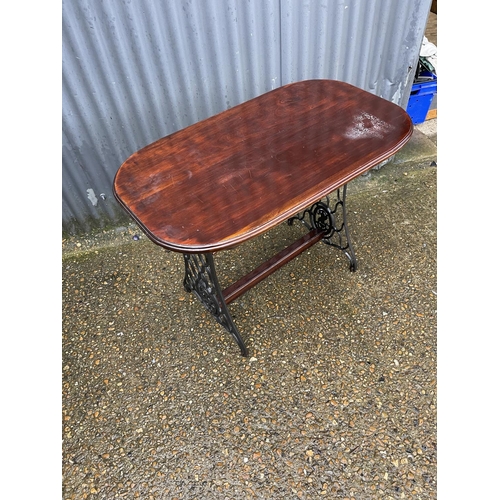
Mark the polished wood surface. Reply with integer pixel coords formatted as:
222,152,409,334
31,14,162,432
114,80,412,253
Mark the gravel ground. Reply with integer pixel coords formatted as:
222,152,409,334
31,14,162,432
62,142,437,499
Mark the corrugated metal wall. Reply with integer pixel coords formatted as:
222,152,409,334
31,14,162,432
62,0,431,235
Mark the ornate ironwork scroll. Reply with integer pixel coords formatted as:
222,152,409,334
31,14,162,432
287,185,358,271
183,253,249,356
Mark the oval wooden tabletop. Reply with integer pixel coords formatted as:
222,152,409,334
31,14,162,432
114,79,413,253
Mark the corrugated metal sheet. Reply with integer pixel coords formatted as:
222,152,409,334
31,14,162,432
280,0,430,103
62,0,431,235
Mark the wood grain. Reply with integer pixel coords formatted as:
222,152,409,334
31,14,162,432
114,79,413,253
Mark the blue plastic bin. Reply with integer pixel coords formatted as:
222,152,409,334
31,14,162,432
406,73,437,124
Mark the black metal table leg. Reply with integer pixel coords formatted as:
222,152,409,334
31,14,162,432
181,184,358,356
287,184,358,271
182,252,249,356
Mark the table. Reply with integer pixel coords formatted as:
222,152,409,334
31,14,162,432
113,79,413,356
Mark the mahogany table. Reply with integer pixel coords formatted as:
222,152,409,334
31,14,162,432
114,79,413,356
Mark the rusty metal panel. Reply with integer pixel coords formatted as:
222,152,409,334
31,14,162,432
62,0,430,235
